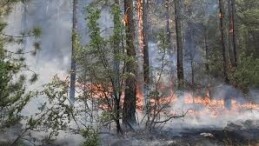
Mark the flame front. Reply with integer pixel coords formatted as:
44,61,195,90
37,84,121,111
76,82,259,119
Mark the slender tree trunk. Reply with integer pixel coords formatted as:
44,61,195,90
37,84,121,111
174,0,184,87
165,0,172,54
113,0,122,134
142,0,149,86
190,30,194,86
138,0,151,127
204,27,209,72
137,0,149,106
231,0,238,67
218,0,229,83
70,0,78,104
227,0,234,66
165,0,175,91
123,0,137,127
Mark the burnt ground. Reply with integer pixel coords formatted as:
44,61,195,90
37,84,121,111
102,120,259,146
1,120,259,146
173,127,259,146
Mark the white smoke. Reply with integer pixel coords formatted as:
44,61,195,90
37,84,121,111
3,0,259,145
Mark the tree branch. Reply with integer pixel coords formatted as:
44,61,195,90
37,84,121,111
153,110,190,124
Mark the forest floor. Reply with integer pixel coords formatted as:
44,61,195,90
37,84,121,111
101,119,259,146
1,119,259,146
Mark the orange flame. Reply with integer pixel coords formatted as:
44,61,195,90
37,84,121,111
75,81,259,118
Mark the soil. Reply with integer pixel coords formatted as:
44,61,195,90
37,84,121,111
102,120,259,146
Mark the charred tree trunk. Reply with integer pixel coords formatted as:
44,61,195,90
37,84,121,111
174,0,184,88
69,0,78,104
123,0,137,127
113,0,122,134
218,0,229,83
114,96,122,133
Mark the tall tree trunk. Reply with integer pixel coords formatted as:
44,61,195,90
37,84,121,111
218,0,229,83
70,0,78,104
123,0,137,127
165,0,175,91
227,0,234,66
174,0,184,88
142,0,149,86
204,27,209,72
231,0,238,67
165,0,173,53
137,0,149,106
190,30,194,86
112,0,122,134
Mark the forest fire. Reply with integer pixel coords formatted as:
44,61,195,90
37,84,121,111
136,86,259,121
78,82,259,118
183,93,259,111
2,0,259,145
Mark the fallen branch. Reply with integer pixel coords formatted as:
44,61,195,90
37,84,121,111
153,110,190,124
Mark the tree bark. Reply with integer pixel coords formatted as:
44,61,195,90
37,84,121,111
137,0,149,106
165,0,173,53
190,30,194,86
218,0,229,83
204,27,209,72
174,0,184,88
231,0,238,67
227,0,234,66
142,0,149,85
123,0,137,127
112,0,122,134
69,0,78,104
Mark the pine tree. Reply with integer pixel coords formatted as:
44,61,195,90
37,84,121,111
69,0,78,104
174,0,184,87
137,0,150,85
0,0,38,130
112,0,122,133
123,0,137,126
218,0,229,83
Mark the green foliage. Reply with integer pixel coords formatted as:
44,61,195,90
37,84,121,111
0,1,42,144
81,126,100,146
86,7,103,48
0,22,7,32
33,76,73,142
157,31,170,51
99,111,113,123
230,53,259,91
31,27,42,38
237,0,259,57
29,73,38,83
111,3,123,44
75,2,126,135
0,34,34,128
77,6,110,82
207,48,223,77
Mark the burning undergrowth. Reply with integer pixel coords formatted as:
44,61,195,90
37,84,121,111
50,74,259,146
2,74,258,146
99,89,259,146
75,71,259,126
83,80,259,145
